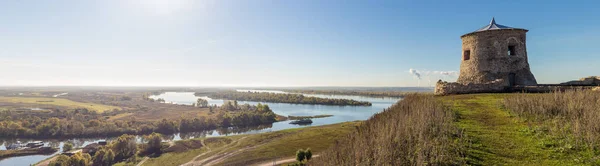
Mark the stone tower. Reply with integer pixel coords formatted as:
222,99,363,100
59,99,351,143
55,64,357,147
457,18,537,86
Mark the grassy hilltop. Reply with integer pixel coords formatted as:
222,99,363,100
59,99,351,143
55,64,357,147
311,91,600,165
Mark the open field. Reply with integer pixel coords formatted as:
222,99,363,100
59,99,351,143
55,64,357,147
142,121,360,166
0,96,121,113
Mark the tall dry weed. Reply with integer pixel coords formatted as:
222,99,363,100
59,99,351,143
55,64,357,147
503,90,600,149
311,94,463,165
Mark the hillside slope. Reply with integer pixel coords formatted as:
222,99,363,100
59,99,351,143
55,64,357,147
313,93,597,165
311,95,464,165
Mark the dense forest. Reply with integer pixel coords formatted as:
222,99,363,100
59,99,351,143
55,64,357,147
310,95,465,165
285,90,412,98
201,91,372,106
0,101,277,139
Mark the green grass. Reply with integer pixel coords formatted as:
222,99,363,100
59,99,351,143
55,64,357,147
219,121,361,165
0,96,121,112
113,157,144,166
141,137,237,166
143,148,209,166
440,94,586,165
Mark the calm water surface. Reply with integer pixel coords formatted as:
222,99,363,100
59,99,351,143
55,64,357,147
150,91,400,127
0,90,401,165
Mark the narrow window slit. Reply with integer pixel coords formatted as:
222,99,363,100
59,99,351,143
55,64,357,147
508,45,516,56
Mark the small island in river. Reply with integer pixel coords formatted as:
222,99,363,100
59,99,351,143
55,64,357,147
289,119,313,125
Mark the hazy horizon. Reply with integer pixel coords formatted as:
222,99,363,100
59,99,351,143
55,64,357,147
1,0,598,87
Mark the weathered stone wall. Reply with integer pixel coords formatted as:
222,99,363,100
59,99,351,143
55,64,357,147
457,29,537,86
435,79,508,95
560,76,600,86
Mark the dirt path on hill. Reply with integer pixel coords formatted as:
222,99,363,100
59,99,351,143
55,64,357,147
201,139,210,151
254,155,320,166
36,149,81,166
195,144,259,166
181,136,248,166
136,157,149,166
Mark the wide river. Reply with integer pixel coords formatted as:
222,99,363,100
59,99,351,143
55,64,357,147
0,90,401,165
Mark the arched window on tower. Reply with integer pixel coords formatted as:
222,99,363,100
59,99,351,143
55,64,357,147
463,50,471,60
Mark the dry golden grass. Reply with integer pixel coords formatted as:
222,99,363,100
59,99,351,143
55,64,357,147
0,96,121,112
311,94,463,165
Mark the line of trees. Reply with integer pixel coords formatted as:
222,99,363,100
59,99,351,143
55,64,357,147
49,134,143,166
49,152,93,166
286,90,412,98
200,91,372,106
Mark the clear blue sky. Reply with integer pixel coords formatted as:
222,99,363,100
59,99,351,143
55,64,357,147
0,0,598,87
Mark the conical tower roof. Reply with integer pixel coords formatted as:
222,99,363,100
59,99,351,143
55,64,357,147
462,17,528,37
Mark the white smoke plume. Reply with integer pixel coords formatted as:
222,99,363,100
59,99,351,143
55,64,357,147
409,68,421,79
408,69,459,87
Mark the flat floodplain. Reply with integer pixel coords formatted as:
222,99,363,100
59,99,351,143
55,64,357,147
0,96,121,113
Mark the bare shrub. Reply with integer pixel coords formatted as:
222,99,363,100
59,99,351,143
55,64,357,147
310,94,463,165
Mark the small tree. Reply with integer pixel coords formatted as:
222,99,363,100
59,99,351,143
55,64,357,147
296,149,306,162
112,134,137,161
69,152,92,166
93,147,106,166
145,132,162,155
49,154,71,166
305,148,312,161
104,149,115,166
63,142,73,152
196,98,209,107
93,147,115,166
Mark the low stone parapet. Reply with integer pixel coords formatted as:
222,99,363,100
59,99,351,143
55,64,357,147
435,79,508,95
